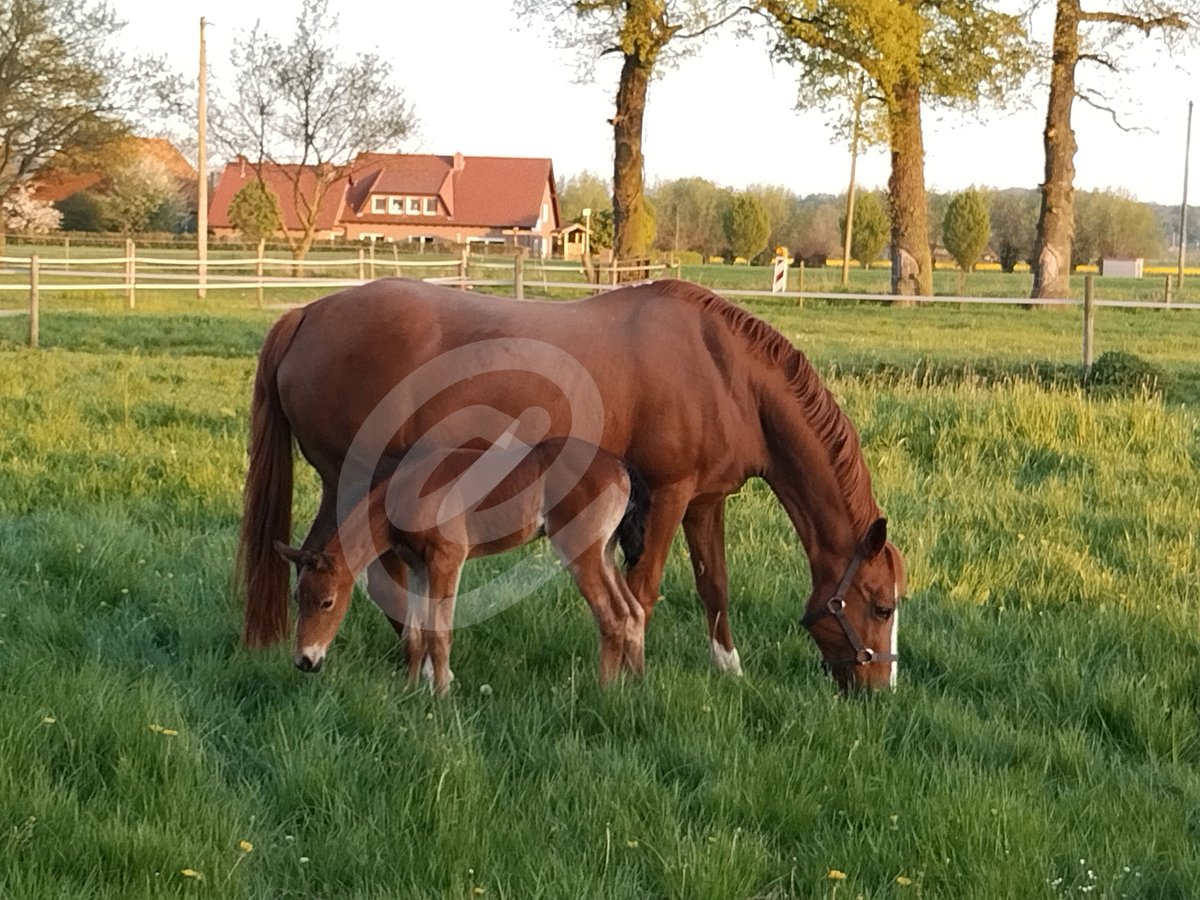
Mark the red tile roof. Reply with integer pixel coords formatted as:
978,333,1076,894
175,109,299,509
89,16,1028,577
209,152,558,234
31,137,197,203
209,158,347,232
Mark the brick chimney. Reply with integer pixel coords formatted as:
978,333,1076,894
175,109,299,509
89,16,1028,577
452,152,465,172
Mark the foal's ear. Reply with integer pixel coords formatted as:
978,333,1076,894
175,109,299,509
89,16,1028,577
861,517,888,560
273,540,308,566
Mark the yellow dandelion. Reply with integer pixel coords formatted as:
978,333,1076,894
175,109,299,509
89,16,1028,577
625,840,639,848
180,868,203,879
149,724,179,736
827,869,847,881
896,876,913,886
473,888,486,896
238,840,253,853
41,716,57,725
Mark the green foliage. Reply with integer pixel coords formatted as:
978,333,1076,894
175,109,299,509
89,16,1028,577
649,176,726,257
591,208,615,250
1073,190,1165,268
722,191,770,261
989,189,1039,272
228,181,282,244
557,170,611,224
840,191,890,267
1086,350,1170,397
942,189,991,271
54,192,104,232
98,159,182,234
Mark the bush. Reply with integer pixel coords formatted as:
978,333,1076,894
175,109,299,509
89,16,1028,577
943,190,991,271
1085,350,1169,397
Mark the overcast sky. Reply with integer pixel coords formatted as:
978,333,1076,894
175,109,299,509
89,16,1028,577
114,0,1198,205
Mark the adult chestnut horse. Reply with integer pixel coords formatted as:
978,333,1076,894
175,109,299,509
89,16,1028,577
238,278,906,691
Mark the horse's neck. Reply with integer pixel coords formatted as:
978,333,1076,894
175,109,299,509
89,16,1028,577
758,378,878,572
328,486,395,579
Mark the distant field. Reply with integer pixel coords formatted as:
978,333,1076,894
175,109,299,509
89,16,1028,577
2,291,1199,898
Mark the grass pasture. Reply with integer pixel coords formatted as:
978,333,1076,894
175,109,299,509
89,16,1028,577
1,293,1199,899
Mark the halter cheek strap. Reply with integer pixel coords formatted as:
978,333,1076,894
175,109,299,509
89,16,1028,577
800,549,899,668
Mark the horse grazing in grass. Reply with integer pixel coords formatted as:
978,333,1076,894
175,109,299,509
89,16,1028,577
274,438,649,693
238,278,906,692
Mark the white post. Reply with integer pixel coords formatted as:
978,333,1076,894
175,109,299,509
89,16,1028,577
196,17,208,301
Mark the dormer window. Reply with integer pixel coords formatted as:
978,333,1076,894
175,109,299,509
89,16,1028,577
424,197,438,215
390,196,404,214
372,196,386,214
407,197,421,215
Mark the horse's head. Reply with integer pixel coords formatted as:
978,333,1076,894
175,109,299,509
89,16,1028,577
273,541,354,673
802,518,906,693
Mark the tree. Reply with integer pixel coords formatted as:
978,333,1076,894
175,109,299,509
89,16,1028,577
558,171,611,224
2,184,62,234
942,190,991,271
214,0,417,260
98,158,182,234
1073,190,1164,267
514,1,745,268
649,176,725,258
989,189,1039,272
592,209,615,250
1030,0,1197,299
723,192,771,261
55,193,104,231
0,0,157,251
229,181,282,244
839,191,889,268
759,0,1030,296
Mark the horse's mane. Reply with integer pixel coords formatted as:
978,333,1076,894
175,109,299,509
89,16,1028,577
656,279,880,535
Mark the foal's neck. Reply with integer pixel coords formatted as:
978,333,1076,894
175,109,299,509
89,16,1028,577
325,482,396,580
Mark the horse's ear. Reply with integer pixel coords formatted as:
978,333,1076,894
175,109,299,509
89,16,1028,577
273,541,308,566
862,518,888,560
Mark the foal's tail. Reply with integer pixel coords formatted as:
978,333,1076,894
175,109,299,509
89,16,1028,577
616,463,651,570
236,308,306,648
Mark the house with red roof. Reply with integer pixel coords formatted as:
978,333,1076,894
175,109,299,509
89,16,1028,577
209,152,561,257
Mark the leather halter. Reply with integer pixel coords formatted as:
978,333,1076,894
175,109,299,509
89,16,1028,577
800,547,898,669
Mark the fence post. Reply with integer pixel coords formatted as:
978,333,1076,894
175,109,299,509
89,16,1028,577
1164,274,1172,304
28,254,39,349
256,238,265,309
1083,274,1095,377
459,245,469,285
63,236,70,272
369,241,376,279
797,260,806,306
514,247,526,300
358,246,366,281
125,238,136,310
610,258,618,287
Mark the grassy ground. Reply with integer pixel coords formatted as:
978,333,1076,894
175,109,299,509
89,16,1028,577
1,296,1199,898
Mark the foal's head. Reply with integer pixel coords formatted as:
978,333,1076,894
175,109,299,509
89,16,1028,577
272,541,354,673
803,518,906,693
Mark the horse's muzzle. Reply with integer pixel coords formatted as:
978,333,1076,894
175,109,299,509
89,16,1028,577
295,654,324,674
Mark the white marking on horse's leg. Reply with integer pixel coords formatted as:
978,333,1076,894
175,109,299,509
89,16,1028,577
420,654,434,683
710,638,743,677
889,601,899,690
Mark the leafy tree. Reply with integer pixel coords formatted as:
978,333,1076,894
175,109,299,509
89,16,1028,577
723,192,771,261
759,0,1031,296
989,189,1039,273
793,201,842,265
0,0,163,250
1031,0,1197,299
942,190,991,271
2,184,62,234
99,158,182,234
55,193,104,231
229,180,282,243
214,0,417,260
1073,190,1164,268
747,184,808,258
650,177,725,258
591,209,615,250
839,191,889,268
514,1,744,267
558,171,611,224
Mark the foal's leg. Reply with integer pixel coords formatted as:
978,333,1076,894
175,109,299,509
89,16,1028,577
366,550,410,643
605,563,646,677
682,497,741,676
568,545,629,686
624,482,695,622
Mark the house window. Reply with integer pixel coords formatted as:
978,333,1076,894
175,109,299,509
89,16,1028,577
389,196,404,214
407,196,422,214
424,197,438,215
541,203,549,226
372,196,386,214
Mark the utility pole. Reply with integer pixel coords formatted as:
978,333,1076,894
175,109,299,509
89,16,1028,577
197,17,208,301
1179,99,1193,291
841,78,865,288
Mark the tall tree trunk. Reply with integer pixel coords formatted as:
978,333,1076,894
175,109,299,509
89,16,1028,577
612,53,651,273
1031,0,1079,300
887,80,933,296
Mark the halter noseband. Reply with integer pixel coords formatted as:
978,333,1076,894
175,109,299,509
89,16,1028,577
800,548,898,670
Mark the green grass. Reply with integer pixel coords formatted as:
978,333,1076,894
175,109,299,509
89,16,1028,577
2,298,1200,898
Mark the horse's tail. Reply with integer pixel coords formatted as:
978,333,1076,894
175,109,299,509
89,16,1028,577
236,308,306,648
616,462,651,570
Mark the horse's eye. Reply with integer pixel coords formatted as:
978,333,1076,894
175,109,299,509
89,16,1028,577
873,604,894,621
320,597,335,611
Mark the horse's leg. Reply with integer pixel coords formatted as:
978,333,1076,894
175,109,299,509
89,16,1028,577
624,482,694,623
682,497,742,676
568,546,629,686
300,484,339,552
607,565,646,677
403,564,429,688
366,551,409,644
424,550,464,696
